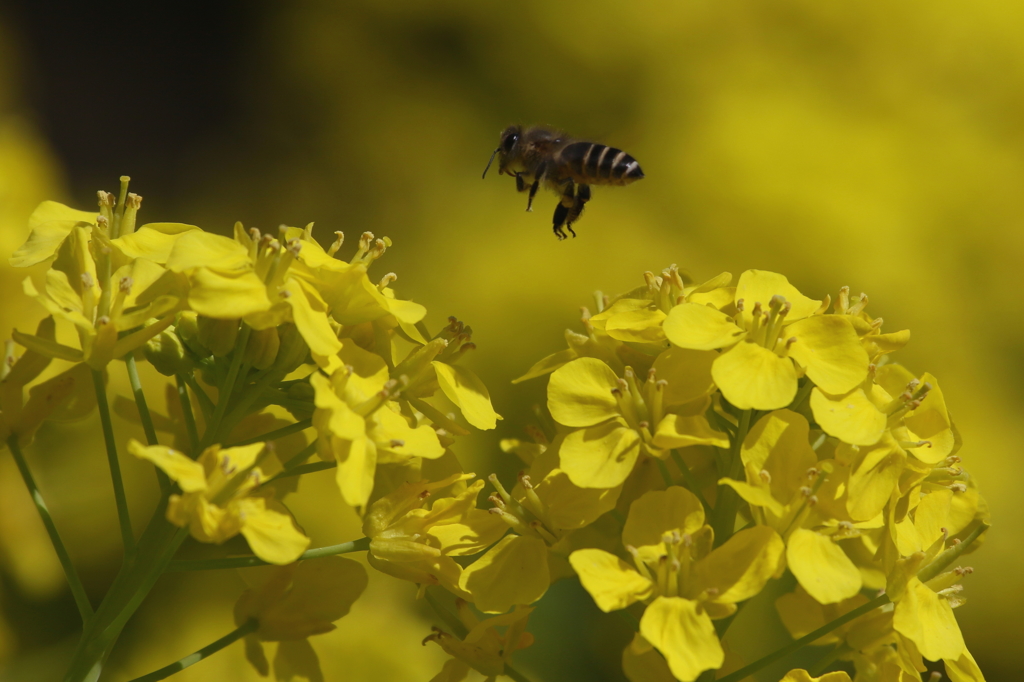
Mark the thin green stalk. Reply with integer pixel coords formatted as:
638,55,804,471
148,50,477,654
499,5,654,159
670,449,712,515
262,460,335,486
181,372,214,422
229,417,312,446
127,619,258,682
126,355,169,492
175,374,200,455
712,409,752,547
809,643,851,675
93,368,135,558
716,593,889,682
790,378,815,411
283,439,318,469
202,325,251,449
505,665,533,682
654,456,674,488
8,435,93,622
165,537,371,571
218,365,287,440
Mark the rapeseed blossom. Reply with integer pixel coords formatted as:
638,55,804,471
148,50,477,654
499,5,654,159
2,179,991,682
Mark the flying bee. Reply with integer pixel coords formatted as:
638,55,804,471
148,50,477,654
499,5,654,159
482,124,645,240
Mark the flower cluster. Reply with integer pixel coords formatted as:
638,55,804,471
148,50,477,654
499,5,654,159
1,181,989,682
506,266,988,682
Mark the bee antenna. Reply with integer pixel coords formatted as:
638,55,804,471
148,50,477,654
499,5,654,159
482,146,501,179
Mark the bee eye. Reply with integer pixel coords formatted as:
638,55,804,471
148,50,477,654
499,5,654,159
502,134,518,152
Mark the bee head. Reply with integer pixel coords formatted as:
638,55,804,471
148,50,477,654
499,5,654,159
482,124,522,179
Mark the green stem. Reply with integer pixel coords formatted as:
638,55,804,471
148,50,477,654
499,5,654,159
918,522,989,582
670,449,712,515
201,325,251,449
181,372,214,422
175,374,200,455
716,593,889,682
283,439,318,469
654,456,674,488
127,619,258,682
505,665,533,682
790,378,815,411
263,460,335,486
7,435,93,622
229,417,312,447
126,354,169,492
809,643,851,675
165,537,370,572
93,368,135,559
218,366,288,440
712,409,752,547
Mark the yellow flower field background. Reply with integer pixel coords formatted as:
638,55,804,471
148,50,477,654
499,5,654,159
1,1,1022,680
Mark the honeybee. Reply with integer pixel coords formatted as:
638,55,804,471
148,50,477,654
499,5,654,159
482,124,644,240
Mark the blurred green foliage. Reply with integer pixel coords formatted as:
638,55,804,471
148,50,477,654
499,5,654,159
1,1,1023,680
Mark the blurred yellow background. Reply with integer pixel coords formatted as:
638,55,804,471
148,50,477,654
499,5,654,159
1,1,1022,680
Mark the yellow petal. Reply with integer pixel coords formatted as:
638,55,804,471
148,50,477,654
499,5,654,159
459,535,550,613
591,299,667,344
786,529,861,604
903,372,955,464
664,303,744,351
127,439,207,492
112,223,198,263
237,498,311,565
10,201,97,268
188,267,272,318
165,230,252,273
735,270,821,322
696,525,784,603
712,342,797,410
845,435,906,522
651,347,717,407
640,597,723,682
547,357,620,428
432,361,501,430
652,413,729,450
282,278,342,358
374,405,444,460
786,316,868,395
893,577,965,661
623,487,705,549
740,410,816,500
560,419,641,489
527,459,622,530
334,436,376,509
810,387,886,446
570,549,653,612
311,371,366,440
718,478,785,517
944,648,985,682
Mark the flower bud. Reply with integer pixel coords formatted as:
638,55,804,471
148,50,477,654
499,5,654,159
271,323,309,375
197,315,240,358
144,325,190,376
244,327,280,370
175,311,210,358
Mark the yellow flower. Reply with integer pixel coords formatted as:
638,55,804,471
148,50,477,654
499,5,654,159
233,557,367,679
362,473,505,597
423,601,533,681
164,223,341,363
310,339,446,509
716,409,865,604
664,270,868,410
458,444,620,613
547,353,727,489
128,439,309,564
569,487,784,681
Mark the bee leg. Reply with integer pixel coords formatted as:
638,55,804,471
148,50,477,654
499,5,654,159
552,202,569,240
564,184,590,239
527,162,547,212
515,173,526,192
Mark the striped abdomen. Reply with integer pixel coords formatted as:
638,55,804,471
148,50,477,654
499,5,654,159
558,142,645,186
